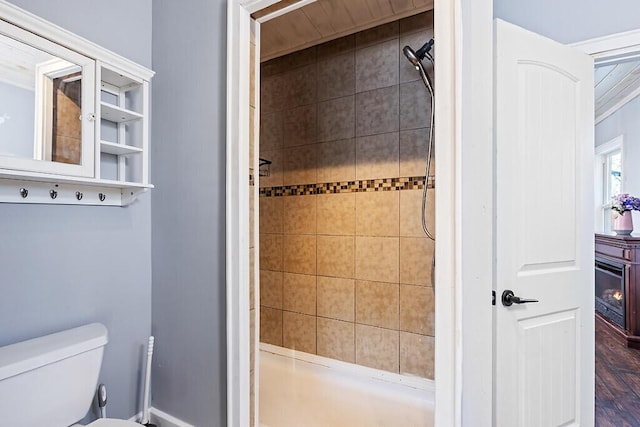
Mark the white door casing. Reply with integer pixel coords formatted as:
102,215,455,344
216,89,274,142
494,19,594,427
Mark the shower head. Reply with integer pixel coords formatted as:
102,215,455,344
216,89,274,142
403,38,434,66
402,46,421,67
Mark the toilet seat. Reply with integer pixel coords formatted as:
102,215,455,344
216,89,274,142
86,419,140,427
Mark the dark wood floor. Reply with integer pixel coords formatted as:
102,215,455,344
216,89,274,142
596,315,640,426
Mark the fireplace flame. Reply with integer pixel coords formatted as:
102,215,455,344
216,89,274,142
613,290,623,301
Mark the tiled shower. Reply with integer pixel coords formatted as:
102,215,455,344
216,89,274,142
259,12,435,379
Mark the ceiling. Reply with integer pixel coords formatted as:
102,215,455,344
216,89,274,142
595,60,640,124
257,0,433,61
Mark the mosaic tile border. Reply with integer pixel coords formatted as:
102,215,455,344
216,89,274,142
259,176,435,197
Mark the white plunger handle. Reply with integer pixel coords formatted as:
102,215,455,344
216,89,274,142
141,336,154,424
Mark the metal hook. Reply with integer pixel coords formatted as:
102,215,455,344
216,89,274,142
49,189,57,199
19,188,28,198
76,191,83,201
98,193,106,202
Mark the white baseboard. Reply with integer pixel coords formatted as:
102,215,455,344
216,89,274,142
260,343,435,401
128,411,142,422
148,407,196,427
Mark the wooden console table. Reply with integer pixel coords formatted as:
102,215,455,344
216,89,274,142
595,233,640,348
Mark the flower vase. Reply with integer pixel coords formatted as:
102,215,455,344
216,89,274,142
612,211,634,235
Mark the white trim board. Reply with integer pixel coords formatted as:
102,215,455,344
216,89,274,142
573,29,640,124
572,28,640,65
149,408,196,427
260,343,435,397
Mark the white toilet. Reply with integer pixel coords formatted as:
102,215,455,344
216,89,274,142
0,323,141,427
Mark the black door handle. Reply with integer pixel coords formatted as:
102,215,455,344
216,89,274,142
501,290,539,307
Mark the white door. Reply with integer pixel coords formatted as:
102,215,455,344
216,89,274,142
494,19,594,427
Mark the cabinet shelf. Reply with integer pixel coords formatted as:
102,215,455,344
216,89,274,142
100,102,143,123
101,67,142,89
100,141,143,156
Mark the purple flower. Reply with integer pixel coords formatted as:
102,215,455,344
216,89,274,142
612,193,640,214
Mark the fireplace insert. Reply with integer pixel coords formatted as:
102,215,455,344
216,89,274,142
595,257,626,329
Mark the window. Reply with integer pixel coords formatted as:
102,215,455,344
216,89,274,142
595,136,623,233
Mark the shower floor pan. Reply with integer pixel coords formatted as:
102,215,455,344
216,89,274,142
259,348,434,427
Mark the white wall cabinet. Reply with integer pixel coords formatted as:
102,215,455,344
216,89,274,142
0,1,154,206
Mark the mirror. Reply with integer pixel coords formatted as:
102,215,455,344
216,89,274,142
0,34,83,165
0,18,95,178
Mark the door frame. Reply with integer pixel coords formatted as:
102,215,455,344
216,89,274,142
226,0,477,426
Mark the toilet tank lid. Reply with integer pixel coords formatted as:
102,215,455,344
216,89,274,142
0,323,108,381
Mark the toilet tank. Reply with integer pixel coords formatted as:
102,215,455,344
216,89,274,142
0,323,108,427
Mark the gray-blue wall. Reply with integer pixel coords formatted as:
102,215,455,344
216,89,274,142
494,0,640,43
151,1,227,425
0,0,152,421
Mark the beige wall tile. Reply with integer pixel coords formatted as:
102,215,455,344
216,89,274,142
400,284,434,335
317,235,355,278
250,307,256,368
356,191,399,237
356,280,399,329
355,86,399,137
260,269,283,309
284,144,317,185
399,128,432,177
399,11,434,35
356,39,399,93
355,21,399,49
317,34,355,60
250,370,255,426
318,52,355,101
284,234,316,275
355,236,399,283
283,64,317,109
261,73,287,113
284,104,317,147
250,41,256,107
258,148,283,188
317,318,355,363
400,80,432,131
400,332,434,379
400,189,435,238
260,111,283,152
260,306,282,346
283,311,316,354
318,96,355,142
260,233,283,271
399,237,434,286
356,132,399,180
317,139,356,183
262,46,316,78
283,273,317,315
355,324,399,373
259,20,437,370
250,186,255,249
317,276,355,322
249,107,256,165
250,248,255,310
317,193,355,236
260,196,284,234
284,195,316,235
